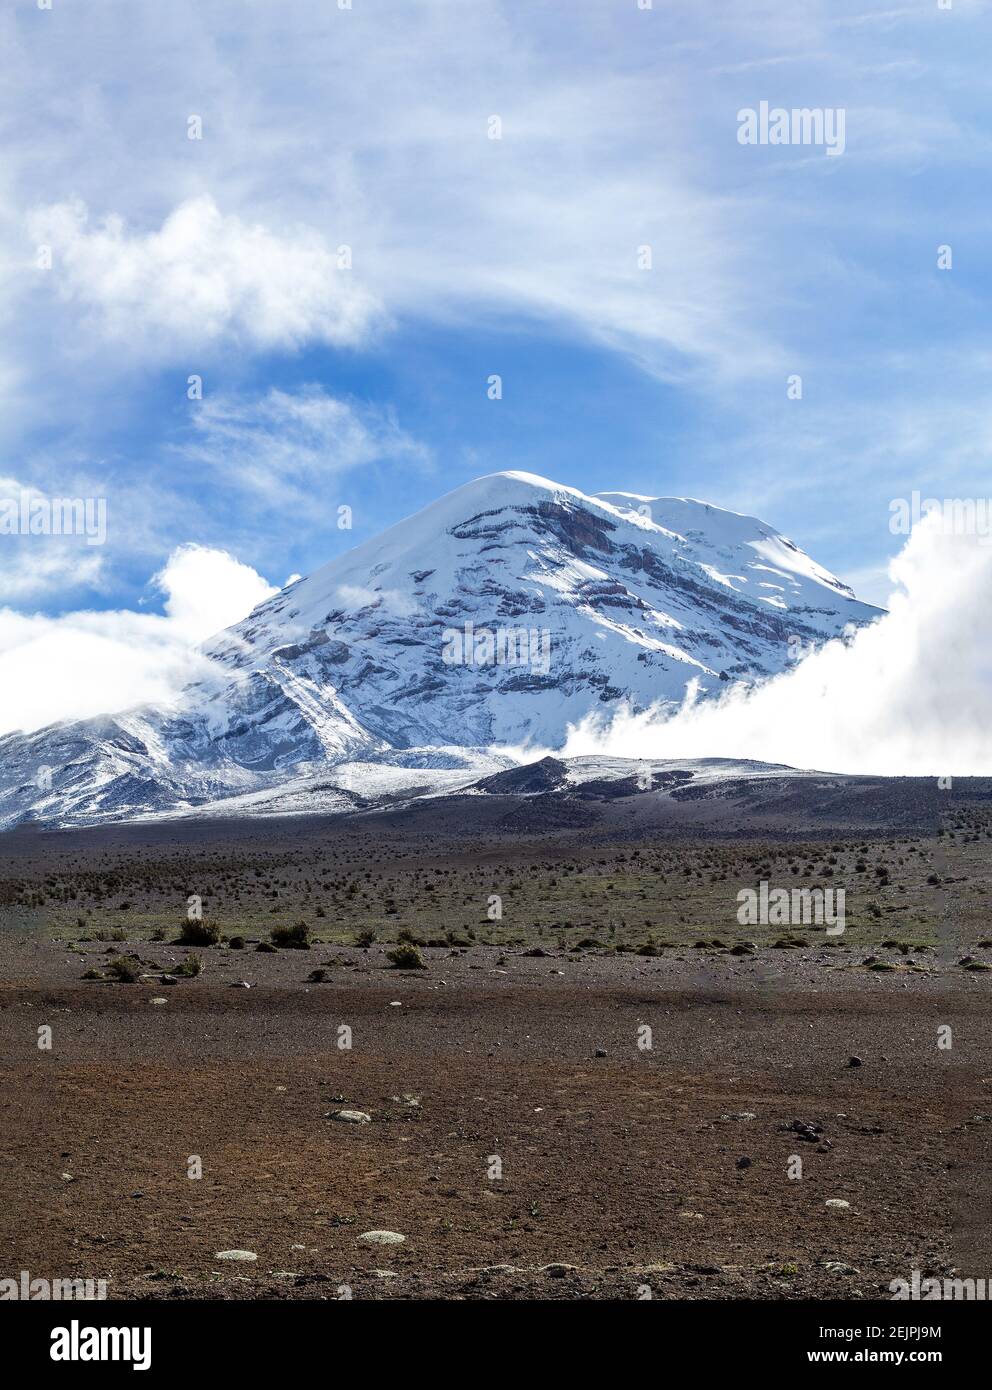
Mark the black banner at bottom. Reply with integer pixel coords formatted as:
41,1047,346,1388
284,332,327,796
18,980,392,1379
0,1298,978,1375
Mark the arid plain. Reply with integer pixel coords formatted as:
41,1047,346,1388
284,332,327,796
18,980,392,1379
2,779,991,1300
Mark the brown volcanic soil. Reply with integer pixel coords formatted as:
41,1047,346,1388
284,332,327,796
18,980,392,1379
2,804,992,1301
2,944,992,1301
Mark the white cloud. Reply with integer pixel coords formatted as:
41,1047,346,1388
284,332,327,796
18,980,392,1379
0,0,988,660
337,584,419,618
3,4,790,386
150,543,278,642
181,387,432,503
0,544,276,736
0,547,104,601
2,0,983,398
561,514,992,776
28,195,381,356
0,475,107,598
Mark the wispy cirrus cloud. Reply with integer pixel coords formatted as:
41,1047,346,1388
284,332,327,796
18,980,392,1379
179,387,433,504
2,0,979,406
2,1,795,391
0,475,107,599
0,546,104,601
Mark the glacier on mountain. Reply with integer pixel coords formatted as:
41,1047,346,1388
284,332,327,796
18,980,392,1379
0,471,882,828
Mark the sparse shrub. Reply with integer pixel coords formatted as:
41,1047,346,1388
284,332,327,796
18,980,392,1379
81,968,104,981
256,941,277,953
178,920,219,946
387,943,426,970
173,953,202,977
271,920,311,949
354,928,377,948
308,968,329,983
106,955,140,983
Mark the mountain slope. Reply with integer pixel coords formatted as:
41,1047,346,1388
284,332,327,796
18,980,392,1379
0,471,882,828
206,471,879,746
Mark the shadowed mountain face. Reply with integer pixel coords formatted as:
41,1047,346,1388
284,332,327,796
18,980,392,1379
0,472,882,830
474,757,570,795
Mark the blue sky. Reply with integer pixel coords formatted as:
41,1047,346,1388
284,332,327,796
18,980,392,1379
1,0,990,719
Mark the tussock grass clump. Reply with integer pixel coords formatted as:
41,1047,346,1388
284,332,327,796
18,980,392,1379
106,955,141,983
387,943,426,970
271,920,311,949
178,920,219,947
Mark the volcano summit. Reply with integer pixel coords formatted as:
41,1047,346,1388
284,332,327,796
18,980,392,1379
0,471,881,829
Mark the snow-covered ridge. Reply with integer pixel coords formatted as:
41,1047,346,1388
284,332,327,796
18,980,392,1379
0,471,881,829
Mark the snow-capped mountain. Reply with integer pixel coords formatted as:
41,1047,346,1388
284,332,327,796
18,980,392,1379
0,471,882,828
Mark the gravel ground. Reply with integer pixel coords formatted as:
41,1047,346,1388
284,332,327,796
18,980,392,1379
2,939,990,1300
